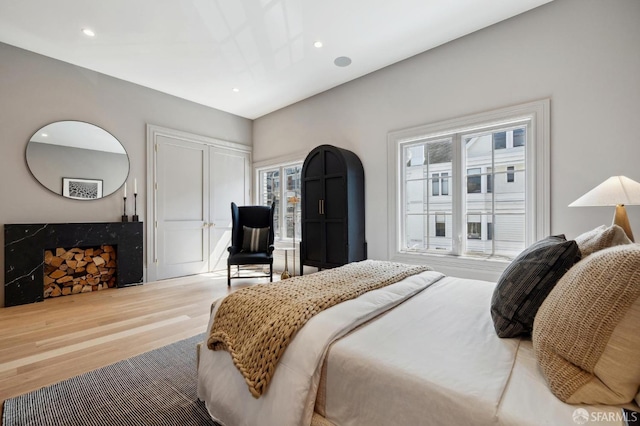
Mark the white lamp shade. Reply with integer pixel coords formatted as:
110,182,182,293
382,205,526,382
569,176,640,207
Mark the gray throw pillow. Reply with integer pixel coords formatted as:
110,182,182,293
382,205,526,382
242,226,269,253
490,235,581,338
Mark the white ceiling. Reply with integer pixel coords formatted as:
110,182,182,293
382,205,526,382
0,0,552,119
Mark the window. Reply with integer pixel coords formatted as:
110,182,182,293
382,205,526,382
403,140,452,251
258,162,302,240
467,168,481,193
435,214,446,237
467,221,481,239
493,131,506,149
389,99,550,267
260,169,281,237
430,172,449,196
513,129,525,147
441,172,449,196
431,173,440,196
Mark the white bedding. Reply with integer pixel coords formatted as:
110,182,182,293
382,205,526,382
321,276,636,426
320,276,518,425
198,272,639,426
498,340,636,426
197,270,445,426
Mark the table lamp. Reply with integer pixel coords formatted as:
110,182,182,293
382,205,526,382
569,176,640,242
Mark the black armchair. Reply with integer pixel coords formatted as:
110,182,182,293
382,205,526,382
227,202,275,286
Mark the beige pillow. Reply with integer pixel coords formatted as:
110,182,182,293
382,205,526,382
532,244,640,405
574,224,631,258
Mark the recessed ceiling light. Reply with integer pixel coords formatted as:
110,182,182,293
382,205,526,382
334,56,352,67
232,87,240,93
313,41,323,48
41,133,48,137
82,28,95,37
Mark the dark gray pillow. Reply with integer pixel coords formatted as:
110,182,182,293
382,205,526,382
491,235,581,338
242,226,269,253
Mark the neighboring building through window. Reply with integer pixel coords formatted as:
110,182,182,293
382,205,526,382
390,100,549,265
258,162,302,240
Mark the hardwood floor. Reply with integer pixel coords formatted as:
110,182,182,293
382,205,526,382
0,272,264,417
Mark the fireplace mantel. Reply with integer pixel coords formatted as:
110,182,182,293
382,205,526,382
4,222,143,307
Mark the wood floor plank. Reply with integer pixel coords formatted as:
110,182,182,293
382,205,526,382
0,273,264,418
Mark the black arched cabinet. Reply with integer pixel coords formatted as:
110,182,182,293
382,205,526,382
300,145,366,275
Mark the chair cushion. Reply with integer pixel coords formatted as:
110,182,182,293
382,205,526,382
242,226,269,253
490,235,581,338
228,251,273,265
574,224,631,258
532,244,640,404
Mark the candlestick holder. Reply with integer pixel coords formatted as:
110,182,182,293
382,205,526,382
122,196,129,222
132,193,139,222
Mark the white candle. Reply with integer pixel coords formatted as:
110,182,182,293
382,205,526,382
124,182,127,198
134,178,137,194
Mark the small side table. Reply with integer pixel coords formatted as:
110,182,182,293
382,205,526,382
277,247,295,279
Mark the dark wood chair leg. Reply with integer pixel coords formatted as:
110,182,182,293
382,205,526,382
270,263,273,282
227,264,231,287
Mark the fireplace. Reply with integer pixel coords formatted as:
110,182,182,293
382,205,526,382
4,222,143,307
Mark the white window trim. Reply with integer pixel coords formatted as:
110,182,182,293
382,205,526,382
254,153,306,244
387,99,550,280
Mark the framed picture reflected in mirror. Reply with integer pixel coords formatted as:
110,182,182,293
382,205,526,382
62,177,103,200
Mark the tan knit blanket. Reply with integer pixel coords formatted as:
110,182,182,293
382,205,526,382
207,260,429,398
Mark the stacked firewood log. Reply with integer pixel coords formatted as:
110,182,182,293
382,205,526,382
43,245,117,298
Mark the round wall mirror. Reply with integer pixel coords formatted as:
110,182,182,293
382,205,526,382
26,121,129,200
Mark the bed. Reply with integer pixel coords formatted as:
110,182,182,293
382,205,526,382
197,254,640,426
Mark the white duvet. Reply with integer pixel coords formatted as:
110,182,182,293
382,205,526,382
319,276,518,425
198,273,637,426
320,276,634,426
197,270,445,426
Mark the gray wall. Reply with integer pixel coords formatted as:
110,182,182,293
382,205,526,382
26,142,129,196
0,42,252,306
253,0,640,272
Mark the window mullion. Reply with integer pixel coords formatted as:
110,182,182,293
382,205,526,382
525,120,535,247
452,134,463,256
280,166,286,241
491,136,496,256
425,156,430,251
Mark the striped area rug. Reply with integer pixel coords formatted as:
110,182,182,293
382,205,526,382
2,334,220,426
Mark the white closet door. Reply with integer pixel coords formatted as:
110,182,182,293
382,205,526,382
155,135,209,279
208,147,251,271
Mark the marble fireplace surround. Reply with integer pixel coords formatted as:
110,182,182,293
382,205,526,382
4,222,143,307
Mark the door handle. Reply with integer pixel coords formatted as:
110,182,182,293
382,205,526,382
203,222,209,228
321,200,325,215
319,200,322,215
